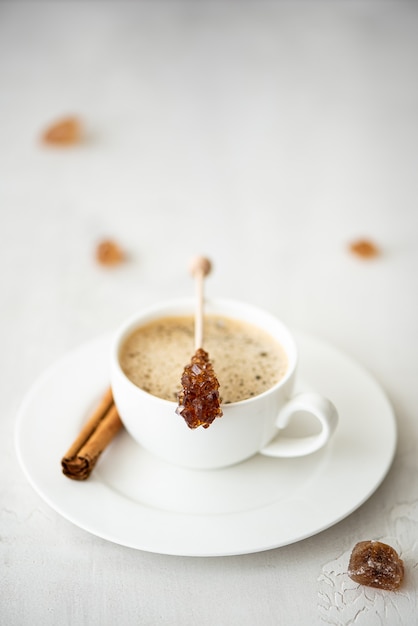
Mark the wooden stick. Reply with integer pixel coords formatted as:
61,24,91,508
189,256,212,351
194,269,204,351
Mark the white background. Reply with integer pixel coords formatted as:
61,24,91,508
1,2,417,624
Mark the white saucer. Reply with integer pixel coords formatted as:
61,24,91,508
15,332,396,556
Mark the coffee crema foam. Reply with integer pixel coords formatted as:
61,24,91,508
119,315,288,404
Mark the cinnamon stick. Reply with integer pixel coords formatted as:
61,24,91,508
61,387,123,480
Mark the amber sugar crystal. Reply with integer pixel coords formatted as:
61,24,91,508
42,116,82,146
95,240,125,267
348,540,404,590
176,348,223,429
349,239,380,259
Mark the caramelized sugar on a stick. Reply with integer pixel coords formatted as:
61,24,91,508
177,347,222,429
176,257,223,429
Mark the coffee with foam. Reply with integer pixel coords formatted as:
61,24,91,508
119,314,288,404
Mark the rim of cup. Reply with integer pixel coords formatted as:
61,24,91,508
111,297,298,408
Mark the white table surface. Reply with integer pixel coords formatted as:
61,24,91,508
1,2,417,624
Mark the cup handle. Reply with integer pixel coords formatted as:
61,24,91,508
260,392,338,458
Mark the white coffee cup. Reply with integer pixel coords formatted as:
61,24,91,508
110,298,338,469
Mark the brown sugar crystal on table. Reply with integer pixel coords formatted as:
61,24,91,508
348,540,404,590
95,240,125,266
349,239,380,259
42,116,82,146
